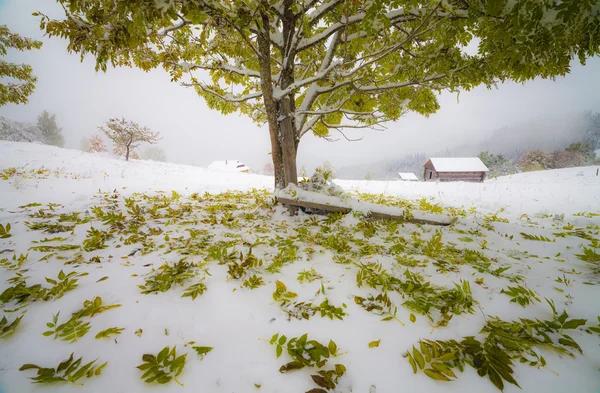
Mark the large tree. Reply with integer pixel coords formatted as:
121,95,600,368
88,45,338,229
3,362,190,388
39,1,600,188
0,25,43,106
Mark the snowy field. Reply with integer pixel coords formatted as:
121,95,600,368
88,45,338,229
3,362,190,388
0,141,599,393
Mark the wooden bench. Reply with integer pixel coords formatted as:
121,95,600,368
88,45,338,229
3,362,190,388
277,196,454,226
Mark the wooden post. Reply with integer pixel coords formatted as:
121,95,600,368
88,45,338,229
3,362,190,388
279,96,298,215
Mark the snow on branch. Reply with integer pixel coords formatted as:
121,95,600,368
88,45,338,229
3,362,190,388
157,17,190,37
181,80,263,103
273,60,341,99
173,61,262,78
307,0,344,26
297,6,469,52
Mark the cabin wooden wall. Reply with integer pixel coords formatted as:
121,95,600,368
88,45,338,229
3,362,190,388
423,163,438,181
437,172,486,182
423,166,486,182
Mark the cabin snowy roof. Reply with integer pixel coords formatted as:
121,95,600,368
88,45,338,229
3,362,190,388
425,157,489,172
398,172,418,180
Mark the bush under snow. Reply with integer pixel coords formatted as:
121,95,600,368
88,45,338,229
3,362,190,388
0,116,42,143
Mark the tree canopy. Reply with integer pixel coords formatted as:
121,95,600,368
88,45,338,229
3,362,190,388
0,25,43,106
39,0,600,187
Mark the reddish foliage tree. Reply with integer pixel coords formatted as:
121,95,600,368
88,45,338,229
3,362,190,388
517,149,551,172
550,150,584,169
87,134,107,153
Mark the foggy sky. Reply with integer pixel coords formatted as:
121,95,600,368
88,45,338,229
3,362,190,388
1,0,599,172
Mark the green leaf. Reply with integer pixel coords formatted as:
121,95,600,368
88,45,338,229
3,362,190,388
138,346,186,385
157,375,172,384
157,347,169,363
56,353,74,373
95,327,124,339
94,362,107,376
562,319,587,330
328,340,338,355
19,364,41,371
192,346,213,357
487,367,504,391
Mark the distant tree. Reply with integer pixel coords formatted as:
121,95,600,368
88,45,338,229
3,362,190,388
39,1,600,191
80,137,91,152
517,149,551,172
550,150,584,169
364,172,373,181
99,118,160,161
478,151,507,168
565,142,594,163
263,162,274,176
582,111,600,151
0,25,43,106
37,111,65,147
0,116,42,142
87,134,107,153
141,146,167,162
478,151,516,177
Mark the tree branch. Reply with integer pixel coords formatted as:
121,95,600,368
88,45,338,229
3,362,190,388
170,61,262,78
181,80,263,103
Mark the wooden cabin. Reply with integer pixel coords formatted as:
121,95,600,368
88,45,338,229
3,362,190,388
423,157,488,182
398,172,418,181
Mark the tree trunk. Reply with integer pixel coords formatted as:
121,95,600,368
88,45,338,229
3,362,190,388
257,10,285,189
278,0,299,189
257,2,299,205
279,96,298,187
126,145,130,161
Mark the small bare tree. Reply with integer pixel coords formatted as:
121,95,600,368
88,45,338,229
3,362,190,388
87,134,107,153
99,118,160,161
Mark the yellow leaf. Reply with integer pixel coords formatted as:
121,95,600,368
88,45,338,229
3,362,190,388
368,339,381,348
412,346,425,370
431,362,457,379
424,368,451,381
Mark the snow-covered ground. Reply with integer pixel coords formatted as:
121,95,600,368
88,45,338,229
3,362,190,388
1,141,599,393
1,141,597,218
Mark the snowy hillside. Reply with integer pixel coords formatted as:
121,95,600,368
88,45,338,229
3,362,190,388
1,141,599,393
